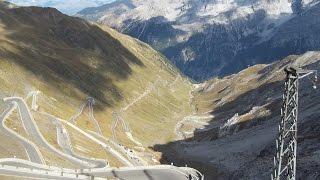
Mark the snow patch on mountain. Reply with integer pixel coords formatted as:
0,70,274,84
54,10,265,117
78,0,316,45
78,0,320,81
94,0,294,29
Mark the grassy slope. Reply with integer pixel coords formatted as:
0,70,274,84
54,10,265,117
0,2,192,167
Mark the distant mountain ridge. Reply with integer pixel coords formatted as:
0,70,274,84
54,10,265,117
77,0,320,81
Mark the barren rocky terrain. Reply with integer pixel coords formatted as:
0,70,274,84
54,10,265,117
154,51,320,179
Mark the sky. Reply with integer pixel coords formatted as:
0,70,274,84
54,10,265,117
7,0,117,15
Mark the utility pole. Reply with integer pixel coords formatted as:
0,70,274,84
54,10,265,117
272,67,317,180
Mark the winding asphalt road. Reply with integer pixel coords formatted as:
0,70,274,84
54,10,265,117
29,92,107,168
0,102,44,164
90,130,148,166
3,97,95,168
70,97,102,135
58,119,134,167
52,117,107,168
0,95,203,180
87,97,103,135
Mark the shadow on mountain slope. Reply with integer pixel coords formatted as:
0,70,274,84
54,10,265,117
0,5,144,110
153,60,320,179
153,80,282,179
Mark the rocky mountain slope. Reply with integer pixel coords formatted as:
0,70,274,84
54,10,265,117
0,0,192,169
154,51,320,179
77,0,320,81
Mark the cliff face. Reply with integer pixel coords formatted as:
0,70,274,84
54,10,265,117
154,51,320,179
78,0,320,81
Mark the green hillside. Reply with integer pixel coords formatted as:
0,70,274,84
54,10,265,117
0,1,192,168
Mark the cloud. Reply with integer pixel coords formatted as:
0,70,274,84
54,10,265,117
7,0,116,15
